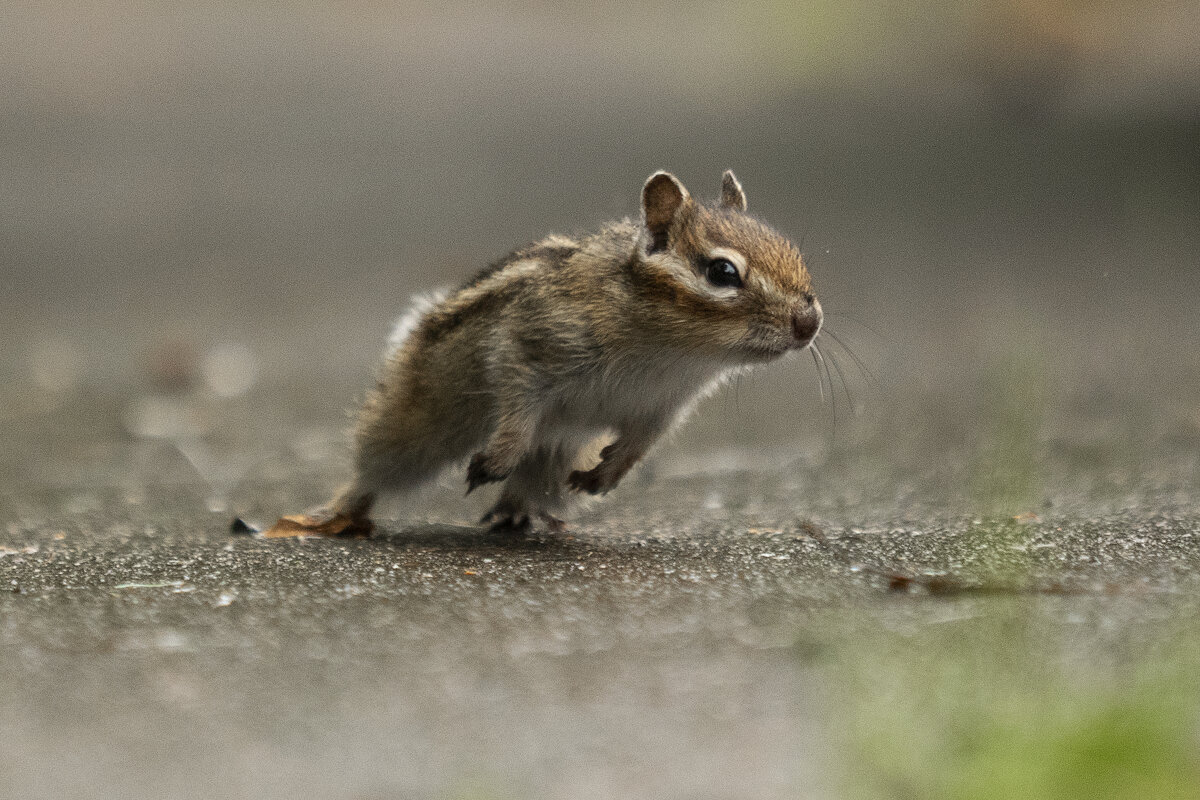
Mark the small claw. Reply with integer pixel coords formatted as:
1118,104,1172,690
568,468,606,495
466,452,504,494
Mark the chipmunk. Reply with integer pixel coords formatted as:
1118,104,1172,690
265,170,821,537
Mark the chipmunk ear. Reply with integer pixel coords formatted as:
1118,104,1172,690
642,171,691,251
720,170,747,211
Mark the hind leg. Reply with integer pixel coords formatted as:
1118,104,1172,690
265,385,486,537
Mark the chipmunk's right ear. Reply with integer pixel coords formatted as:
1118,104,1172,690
642,171,691,252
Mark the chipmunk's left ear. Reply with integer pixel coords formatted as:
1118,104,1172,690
720,170,747,211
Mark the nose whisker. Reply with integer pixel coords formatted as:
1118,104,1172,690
822,342,858,415
811,343,837,446
821,328,882,392
809,345,826,404
823,312,885,345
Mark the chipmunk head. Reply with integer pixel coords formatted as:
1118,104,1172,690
635,170,821,362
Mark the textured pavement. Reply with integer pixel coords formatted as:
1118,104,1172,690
3,356,1198,798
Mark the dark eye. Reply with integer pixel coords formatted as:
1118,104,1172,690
705,258,742,289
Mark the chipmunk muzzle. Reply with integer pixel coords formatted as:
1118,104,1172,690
791,299,823,348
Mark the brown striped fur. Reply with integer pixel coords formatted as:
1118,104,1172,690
313,170,821,533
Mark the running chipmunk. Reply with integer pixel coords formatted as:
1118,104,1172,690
264,170,822,537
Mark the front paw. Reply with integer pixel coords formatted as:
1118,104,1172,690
466,452,508,494
568,466,611,495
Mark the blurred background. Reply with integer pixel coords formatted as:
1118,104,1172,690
2,0,1198,501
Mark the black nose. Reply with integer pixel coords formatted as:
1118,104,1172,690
792,311,820,346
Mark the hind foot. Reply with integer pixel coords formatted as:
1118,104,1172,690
262,507,375,539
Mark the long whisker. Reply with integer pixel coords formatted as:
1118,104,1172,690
822,341,858,415
823,312,885,345
809,345,826,404
812,343,837,446
822,327,882,392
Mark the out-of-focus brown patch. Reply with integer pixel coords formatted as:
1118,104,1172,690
145,340,200,393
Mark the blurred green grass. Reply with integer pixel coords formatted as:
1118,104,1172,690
838,612,1200,800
